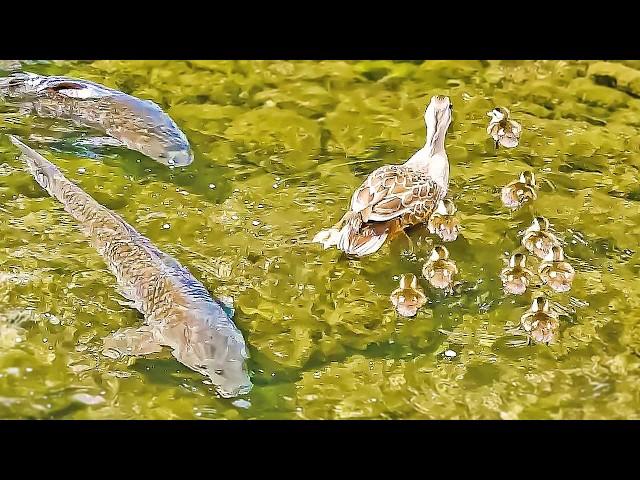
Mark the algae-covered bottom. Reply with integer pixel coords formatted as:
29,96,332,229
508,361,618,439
0,60,639,419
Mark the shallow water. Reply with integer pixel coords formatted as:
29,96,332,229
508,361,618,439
0,60,639,419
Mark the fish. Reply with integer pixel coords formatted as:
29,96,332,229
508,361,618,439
8,135,251,398
0,72,193,167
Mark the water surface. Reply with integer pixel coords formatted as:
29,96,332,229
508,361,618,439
0,60,639,419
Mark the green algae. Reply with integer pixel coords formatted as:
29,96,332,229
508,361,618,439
0,60,639,419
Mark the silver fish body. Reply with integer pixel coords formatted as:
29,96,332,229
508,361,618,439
1,73,193,167
9,135,250,398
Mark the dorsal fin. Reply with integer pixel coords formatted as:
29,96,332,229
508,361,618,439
43,78,112,99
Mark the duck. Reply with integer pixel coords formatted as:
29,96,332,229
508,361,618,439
390,273,427,317
522,216,560,259
500,253,535,295
422,245,458,292
487,107,522,148
501,170,537,208
520,296,560,344
427,198,460,242
539,245,575,293
313,95,454,257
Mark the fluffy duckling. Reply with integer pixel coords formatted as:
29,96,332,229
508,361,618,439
520,296,560,344
500,253,535,295
390,273,427,317
487,107,522,148
422,245,458,292
427,198,460,242
501,171,537,208
522,216,560,259
539,245,575,293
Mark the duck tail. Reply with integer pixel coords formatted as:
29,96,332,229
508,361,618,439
312,227,343,249
314,212,393,257
337,212,392,257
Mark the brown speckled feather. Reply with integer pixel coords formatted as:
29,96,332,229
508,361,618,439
350,165,442,226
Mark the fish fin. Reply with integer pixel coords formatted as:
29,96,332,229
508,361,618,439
102,326,163,359
45,79,112,99
114,284,142,310
217,295,235,318
74,136,125,149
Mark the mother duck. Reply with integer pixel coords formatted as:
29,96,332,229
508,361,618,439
313,95,453,256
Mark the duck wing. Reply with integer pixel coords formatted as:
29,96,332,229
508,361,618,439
350,165,442,223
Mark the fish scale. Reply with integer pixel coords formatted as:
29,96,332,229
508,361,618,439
0,72,193,167
8,134,251,398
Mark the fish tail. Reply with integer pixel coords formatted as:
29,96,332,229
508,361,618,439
9,135,60,198
8,135,103,230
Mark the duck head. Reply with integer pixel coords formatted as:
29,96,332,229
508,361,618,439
399,273,420,290
424,95,453,155
544,245,565,262
487,106,510,123
530,296,550,314
430,244,450,262
519,170,536,187
509,252,527,268
530,216,550,232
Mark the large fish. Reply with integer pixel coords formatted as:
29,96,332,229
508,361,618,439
1,72,193,167
8,135,251,398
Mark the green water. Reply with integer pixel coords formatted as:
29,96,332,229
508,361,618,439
0,60,639,419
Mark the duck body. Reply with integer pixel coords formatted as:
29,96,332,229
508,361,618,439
427,198,460,242
390,273,427,317
313,95,453,257
500,253,534,295
501,171,537,208
422,245,458,291
520,297,560,344
522,216,560,259
539,245,575,293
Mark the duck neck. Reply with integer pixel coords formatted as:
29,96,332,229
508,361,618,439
406,147,449,193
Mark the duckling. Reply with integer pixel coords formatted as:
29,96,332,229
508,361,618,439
520,296,560,344
390,273,427,317
427,198,460,242
313,95,454,257
501,171,537,209
522,216,560,259
539,245,575,293
487,107,522,148
500,253,535,295
422,245,458,292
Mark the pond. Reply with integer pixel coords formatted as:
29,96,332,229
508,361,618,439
0,60,638,419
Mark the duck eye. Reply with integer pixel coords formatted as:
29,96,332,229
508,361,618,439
449,103,453,110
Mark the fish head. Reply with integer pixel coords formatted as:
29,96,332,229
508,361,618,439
180,309,252,398
204,331,253,398
144,142,194,167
